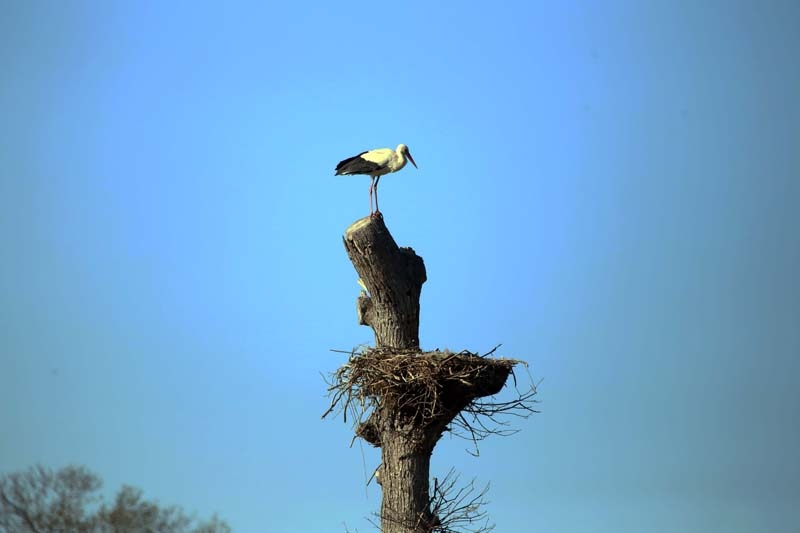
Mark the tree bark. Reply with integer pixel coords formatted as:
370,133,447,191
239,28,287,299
379,427,437,532
343,216,426,350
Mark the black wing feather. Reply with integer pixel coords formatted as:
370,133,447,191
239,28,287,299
335,151,382,175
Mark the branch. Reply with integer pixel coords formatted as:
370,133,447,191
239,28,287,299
0,488,42,533
428,469,494,533
448,365,540,455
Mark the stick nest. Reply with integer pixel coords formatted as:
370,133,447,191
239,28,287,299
324,346,534,449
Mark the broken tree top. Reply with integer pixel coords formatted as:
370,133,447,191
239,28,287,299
343,215,426,351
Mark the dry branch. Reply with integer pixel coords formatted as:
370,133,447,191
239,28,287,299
428,469,495,533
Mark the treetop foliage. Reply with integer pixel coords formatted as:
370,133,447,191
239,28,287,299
0,465,231,533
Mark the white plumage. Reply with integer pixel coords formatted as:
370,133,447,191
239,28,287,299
335,144,418,216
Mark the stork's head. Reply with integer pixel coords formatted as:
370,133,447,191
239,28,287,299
398,144,417,168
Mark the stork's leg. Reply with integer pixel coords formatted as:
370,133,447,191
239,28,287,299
374,176,381,215
369,179,375,216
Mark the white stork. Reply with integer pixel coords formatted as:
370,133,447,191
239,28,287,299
335,144,418,216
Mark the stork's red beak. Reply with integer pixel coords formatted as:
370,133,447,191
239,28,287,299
407,152,417,168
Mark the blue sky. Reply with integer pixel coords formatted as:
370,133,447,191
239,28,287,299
1,1,798,531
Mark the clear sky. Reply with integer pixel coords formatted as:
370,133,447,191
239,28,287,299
1,1,798,531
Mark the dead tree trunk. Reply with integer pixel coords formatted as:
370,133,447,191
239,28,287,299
341,215,513,533
343,215,432,532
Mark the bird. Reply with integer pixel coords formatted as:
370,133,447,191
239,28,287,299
335,144,418,216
